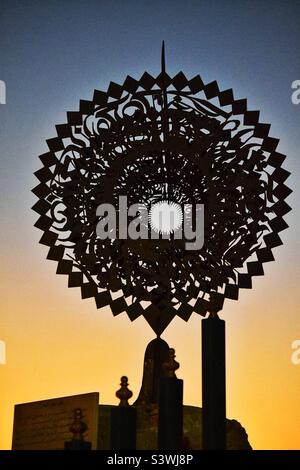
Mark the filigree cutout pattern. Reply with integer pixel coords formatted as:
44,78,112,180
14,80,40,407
33,68,291,335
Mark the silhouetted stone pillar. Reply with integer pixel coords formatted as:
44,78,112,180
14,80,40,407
110,376,136,450
64,408,92,450
202,314,226,450
158,348,183,450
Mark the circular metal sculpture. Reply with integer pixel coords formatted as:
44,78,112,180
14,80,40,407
33,45,291,336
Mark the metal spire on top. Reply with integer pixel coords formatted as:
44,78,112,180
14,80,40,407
160,41,170,201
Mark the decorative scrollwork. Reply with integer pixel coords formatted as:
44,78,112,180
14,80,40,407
33,48,291,335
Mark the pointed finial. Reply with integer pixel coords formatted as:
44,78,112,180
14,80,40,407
209,311,220,319
162,347,180,378
116,376,133,407
69,408,88,441
161,41,166,75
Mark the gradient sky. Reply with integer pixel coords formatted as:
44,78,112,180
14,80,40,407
0,0,299,450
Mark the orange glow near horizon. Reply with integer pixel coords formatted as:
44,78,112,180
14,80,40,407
1,216,299,449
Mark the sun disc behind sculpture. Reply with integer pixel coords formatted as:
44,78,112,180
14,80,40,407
149,201,183,235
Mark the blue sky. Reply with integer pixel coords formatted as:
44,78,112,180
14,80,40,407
1,0,299,220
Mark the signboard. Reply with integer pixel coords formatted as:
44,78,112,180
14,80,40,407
12,392,99,450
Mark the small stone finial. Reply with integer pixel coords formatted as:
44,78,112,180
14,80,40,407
69,408,88,441
162,348,180,378
116,376,133,407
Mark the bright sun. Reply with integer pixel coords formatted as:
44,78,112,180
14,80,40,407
149,200,183,235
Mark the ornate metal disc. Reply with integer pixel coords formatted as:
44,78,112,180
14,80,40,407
33,45,291,335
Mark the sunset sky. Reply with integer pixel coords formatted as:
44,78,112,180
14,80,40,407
0,0,299,450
